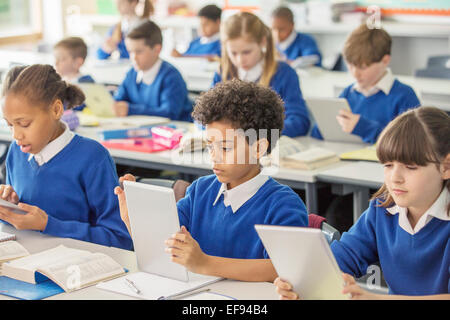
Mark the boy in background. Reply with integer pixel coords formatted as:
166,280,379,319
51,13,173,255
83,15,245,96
311,24,420,144
271,6,322,68
171,4,222,58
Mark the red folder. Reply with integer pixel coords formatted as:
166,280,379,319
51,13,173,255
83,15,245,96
101,138,171,153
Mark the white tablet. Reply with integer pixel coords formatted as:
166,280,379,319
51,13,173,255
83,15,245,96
255,225,348,300
0,198,27,215
78,83,115,118
305,97,364,144
123,180,188,282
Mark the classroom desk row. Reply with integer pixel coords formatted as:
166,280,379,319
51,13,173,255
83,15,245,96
0,223,278,300
1,49,449,111
0,122,384,223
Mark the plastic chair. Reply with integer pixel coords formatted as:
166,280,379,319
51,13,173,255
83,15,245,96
426,55,450,68
0,142,10,184
308,213,341,244
415,67,450,79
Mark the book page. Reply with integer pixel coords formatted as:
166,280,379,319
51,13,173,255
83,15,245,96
37,252,124,292
0,241,29,263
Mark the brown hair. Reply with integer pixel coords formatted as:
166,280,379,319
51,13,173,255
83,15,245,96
220,12,277,87
112,0,154,43
192,79,285,153
371,106,450,213
272,6,294,24
54,37,88,60
2,64,85,110
126,20,162,48
343,24,391,67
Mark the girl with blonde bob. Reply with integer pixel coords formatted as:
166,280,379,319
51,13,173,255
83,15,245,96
212,12,310,138
275,106,450,299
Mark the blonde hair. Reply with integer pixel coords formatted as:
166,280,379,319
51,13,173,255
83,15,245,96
371,107,450,214
112,0,154,43
220,12,277,87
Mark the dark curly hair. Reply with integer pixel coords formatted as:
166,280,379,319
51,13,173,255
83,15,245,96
192,79,285,153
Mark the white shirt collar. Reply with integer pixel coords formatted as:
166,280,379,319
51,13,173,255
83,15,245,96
213,172,269,213
200,32,220,45
353,68,395,97
277,30,297,51
136,59,163,85
386,188,450,235
238,60,264,83
28,121,74,166
63,73,82,84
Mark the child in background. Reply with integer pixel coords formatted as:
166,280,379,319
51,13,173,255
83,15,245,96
171,4,222,58
115,80,308,282
54,36,94,126
114,20,193,121
97,0,153,60
213,12,310,138
0,64,132,250
271,6,322,68
311,24,420,144
275,106,450,299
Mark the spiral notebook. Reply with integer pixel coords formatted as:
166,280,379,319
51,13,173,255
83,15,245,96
0,232,16,242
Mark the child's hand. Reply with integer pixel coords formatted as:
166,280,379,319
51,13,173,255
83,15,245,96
342,273,381,300
336,109,360,133
0,185,19,204
114,174,136,235
274,277,300,300
0,203,48,231
102,37,119,54
113,101,129,117
165,226,209,274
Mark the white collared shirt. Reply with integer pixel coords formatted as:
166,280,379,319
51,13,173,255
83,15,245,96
63,73,82,84
28,121,74,166
353,68,395,97
277,30,297,51
136,59,163,85
199,32,220,45
386,188,450,235
238,60,264,83
213,172,269,213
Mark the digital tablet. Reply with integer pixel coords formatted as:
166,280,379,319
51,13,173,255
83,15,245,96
305,97,364,144
78,83,115,118
255,225,348,300
0,199,27,215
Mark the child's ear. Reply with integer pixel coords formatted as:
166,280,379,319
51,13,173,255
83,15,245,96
381,54,391,66
253,138,269,160
442,153,450,180
74,57,84,69
51,99,65,120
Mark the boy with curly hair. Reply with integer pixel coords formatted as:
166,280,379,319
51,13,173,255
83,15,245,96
115,79,308,282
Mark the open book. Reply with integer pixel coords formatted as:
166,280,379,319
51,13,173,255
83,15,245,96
1,245,125,292
0,240,29,264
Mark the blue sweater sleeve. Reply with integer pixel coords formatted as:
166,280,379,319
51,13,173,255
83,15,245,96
330,201,379,278
114,71,132,102
43,155,133,250
274,67,310,137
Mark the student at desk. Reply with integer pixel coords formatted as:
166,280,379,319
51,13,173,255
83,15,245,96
171,4,222,59
97,0,154,60
275,107,450,299
113,20,193,121
53,36,94,129
310,24,420,144
271,6,322,68
0,64,133,250
212,12,310,138
115,80,308,282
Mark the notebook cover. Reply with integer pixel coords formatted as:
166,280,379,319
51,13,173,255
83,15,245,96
0,276,64,300
101,138,171,153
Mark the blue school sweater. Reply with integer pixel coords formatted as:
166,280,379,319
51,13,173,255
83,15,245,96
97,26,129,60
279,32,322,67
311,79,420,144
5,136,133,250
184,37,221,57
331,200,450,295
176,174,308,259
114,61,193,121
212,61,310,137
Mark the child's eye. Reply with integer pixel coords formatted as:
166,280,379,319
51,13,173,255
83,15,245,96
383,163,392,168
406,166,417,170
